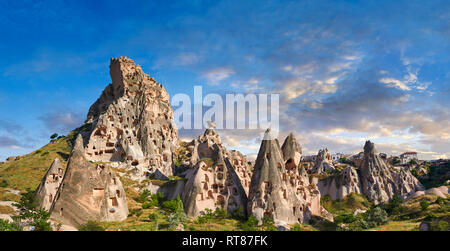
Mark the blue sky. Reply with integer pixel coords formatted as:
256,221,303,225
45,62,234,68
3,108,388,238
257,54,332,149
0,0,449,160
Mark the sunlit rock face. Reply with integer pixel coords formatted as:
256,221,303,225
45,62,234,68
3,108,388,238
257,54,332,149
34,158,65,211
50,135,128,226
359,141,424,204
281,132,302,171
316,166,362,201
82,56,178,180
247,130,332,226
182,129,251,217
311,148,335,174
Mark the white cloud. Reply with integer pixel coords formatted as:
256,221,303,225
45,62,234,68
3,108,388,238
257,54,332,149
202,67,235,85
379,77,412,91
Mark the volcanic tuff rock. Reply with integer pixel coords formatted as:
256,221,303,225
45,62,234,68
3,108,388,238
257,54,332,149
316,166,362,201
359,141,424,204
34,158,65,211
281,132,302,171
83,56,178,180
50,135,128,226
182,129,251,217
311,148,335,174
247,130,332,225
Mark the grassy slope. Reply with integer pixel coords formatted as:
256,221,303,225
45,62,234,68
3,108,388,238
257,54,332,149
0,137,71,193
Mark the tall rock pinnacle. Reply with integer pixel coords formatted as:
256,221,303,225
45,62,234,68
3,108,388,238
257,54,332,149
83,56,178,179
359,140,423,204
50,135,128,226
247,130,332,226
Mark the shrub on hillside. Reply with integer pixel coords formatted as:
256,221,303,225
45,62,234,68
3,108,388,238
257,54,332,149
420,200,430,211
0,219,23,231
78,221,105,231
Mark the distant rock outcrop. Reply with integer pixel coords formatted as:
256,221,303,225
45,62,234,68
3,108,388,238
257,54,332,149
50,135,128,226
83,56,178,180
34,158,65,211
311,148,335,174
316,166,362,201
247,130,332,226
281,132,302,171
404,186,449,201
359,141,423,204
182,129,251,217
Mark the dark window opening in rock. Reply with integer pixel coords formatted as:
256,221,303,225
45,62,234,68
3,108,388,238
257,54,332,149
163,154,168,162
60,208,63,216
127,156,133,160
131,160,139,166
282,173,287,181
49,194,53,203
217,173,223,180
208,190,213,199
283,190,287,199
111,197,118,207
106,142,115,147
277,163,282,169
234,159,239,165
266,153,271,160
116,190,120,198
293,207,296,214
105,149,114,154
285,158,296,171
217,195,225,203
203,183,208,190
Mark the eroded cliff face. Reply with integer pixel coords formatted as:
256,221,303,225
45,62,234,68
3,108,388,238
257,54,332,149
247,130,332,226
316,166,362,201
50,135,128,226
83,56,178,180
359,141,424,204
182,129,251,217
311,148,335,174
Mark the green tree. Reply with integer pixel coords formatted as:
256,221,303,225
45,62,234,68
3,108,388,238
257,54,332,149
420,200,430,211
262,216,278,231
366,207,389,227
12,189,52,231
50,133,58,140
167,195,187,230
241,216,259,231
409,159,418,165
137,189,151,203
148,212,161,231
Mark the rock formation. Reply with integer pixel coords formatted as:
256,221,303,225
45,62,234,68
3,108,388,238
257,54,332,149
34,158,65,211
281,132,302,171
50,135,128,226
82,56,178,180
311,148,335,174
247,130,332,226
404,186,449,201
316,166,362,201
359,141,424,204
182,129,250,217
